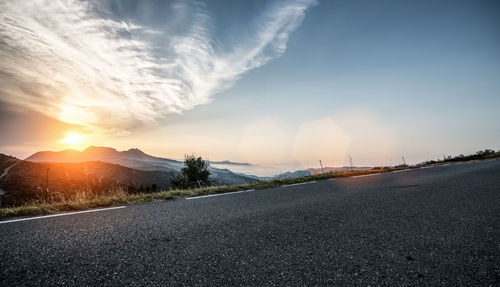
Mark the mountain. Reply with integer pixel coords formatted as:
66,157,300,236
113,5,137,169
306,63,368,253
0,153,176,206
25,146,258,185
277,170,311,179
27,146,171,164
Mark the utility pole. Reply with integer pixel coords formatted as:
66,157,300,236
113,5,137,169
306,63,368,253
349,155,353,171
402,156,407,166
45,167,49,197
319,160,325,174
85,162,89,192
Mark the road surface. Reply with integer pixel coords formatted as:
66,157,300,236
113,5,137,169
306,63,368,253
1,160,499,286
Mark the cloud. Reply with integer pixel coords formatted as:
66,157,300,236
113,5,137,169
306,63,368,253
0,0,316,133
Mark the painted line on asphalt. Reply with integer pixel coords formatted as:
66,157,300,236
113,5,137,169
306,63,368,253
352,173,381,178
419,166,434,169
392,169,410,173
420,164,452,169
186,189,255,200
282,181,317,187
0,206,126,224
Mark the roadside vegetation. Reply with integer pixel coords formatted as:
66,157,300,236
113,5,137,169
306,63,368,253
1,149,499,220
170,154,211,189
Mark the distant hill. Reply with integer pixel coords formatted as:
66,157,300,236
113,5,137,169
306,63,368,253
277,170,311,179
308,166,372,175
26,146,181,168
0,153,176,206
25,146,258,185
210,160,251,166
257,166,373,180
0,154,20,175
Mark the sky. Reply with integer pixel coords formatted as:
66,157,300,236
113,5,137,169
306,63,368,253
1,0,499,172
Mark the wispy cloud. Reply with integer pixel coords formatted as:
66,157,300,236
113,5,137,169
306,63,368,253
0,0,316,133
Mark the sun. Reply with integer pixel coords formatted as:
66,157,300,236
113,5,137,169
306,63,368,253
61,133,83,145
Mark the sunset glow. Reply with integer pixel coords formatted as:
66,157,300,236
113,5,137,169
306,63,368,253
0,0,498,168
61,133,83,145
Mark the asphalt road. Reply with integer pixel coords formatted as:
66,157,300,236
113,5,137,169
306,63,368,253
1,160,499,286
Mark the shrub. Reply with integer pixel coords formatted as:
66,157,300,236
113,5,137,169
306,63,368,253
170,154,211,189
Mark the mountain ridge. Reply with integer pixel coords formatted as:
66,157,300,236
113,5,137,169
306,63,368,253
0,153,176,205
25,146,258,185
26,146,162,162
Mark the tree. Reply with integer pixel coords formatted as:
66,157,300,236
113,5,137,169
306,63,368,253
170,154,211,189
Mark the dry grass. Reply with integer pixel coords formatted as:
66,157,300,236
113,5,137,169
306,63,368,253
0,167,399,220
1,156,498,220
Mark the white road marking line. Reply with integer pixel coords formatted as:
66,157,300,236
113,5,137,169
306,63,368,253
0,206,126,224
282,181,317,187
186,189,255,200
392,169,410,173
441,164,451,166
352,173,380,178
420,166,434,169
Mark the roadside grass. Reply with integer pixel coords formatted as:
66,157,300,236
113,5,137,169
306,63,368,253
0,168,392,220
1,155,499,220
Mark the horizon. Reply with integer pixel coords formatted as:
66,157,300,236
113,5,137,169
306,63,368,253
1,0,499,170
11,144,376,171
4,145,498,178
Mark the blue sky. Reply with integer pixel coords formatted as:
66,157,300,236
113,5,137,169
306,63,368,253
0,0,499,171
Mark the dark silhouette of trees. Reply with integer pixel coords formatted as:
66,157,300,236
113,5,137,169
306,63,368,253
171,154,211,189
